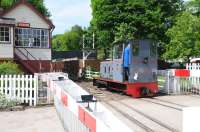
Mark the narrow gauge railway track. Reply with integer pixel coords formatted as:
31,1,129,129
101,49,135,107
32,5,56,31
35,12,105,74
139,98,184,111
105,102,155,132
120,101,180,132
152,98,187,107
79,82,129,101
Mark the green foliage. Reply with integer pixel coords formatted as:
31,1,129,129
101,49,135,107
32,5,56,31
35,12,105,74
27,0,51,17
163,12,200,62
52,34,66,51
0,61,23,74
0,93,20,109
90,0,184,59
0,0,51,17
52,25,84,51
186,0,200,16
0,0,15,9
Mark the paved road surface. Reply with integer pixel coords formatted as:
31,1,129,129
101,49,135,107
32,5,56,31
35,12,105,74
0,107,65,132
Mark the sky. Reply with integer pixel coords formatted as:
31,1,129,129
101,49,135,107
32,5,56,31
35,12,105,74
45,0,189,35
44,0,92,35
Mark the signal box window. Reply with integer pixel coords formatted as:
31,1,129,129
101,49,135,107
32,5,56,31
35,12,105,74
0,26,10,43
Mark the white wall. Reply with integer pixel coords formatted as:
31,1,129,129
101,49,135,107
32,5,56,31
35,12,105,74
3,4,52,61
0,27,14,59
4,4,50,29
15,48,51,60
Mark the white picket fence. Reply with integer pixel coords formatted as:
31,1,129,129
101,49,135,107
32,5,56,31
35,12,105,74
0,74,38,106
186,63,200,70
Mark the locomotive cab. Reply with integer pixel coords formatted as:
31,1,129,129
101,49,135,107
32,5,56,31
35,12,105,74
112,40,157,83
96,39,158,97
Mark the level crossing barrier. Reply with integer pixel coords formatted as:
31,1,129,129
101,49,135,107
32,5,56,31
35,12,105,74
39,72,133,132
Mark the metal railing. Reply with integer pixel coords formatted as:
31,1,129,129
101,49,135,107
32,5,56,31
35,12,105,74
186,63,200,70
157,70,200,95
85,69,100,79
15,48,42,73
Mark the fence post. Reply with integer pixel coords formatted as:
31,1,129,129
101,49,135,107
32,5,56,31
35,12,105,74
4,75,8,97
21,75,25,103
25,75,29,103
167,71,170,94
0,75,3,94
13,75,16,99
17,75,20,100
29,75,33,106
34,75,38,106
8,75,12,98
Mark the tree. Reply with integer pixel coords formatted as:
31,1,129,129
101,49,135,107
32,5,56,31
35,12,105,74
52,25,84,51
163,12,200,62
27,0,51,17
90,0,184,59
0,0,51,17
187,0,200,16
52,34,66,51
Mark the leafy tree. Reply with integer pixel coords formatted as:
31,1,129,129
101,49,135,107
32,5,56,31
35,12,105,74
163,12,200,62
52,25,84,51
186,0,200,16
90,0,184,59
27,0,51,17
52,34,66,51
0,0,51,17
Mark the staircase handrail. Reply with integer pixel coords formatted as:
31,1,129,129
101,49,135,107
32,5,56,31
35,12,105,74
15,48,42,73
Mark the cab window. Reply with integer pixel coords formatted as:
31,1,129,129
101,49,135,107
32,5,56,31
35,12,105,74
132,40,139,56
113,44,123,59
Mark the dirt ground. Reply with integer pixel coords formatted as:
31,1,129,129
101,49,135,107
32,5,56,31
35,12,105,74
0,107,65,132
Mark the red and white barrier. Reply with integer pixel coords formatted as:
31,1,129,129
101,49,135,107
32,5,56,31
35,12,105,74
40,73,133,132
171,69,200,77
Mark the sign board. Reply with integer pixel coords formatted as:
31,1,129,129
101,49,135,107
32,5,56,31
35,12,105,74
17,22,30,28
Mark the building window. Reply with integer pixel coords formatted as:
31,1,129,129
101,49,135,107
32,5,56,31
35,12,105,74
0,26,10,43
15,28,49,48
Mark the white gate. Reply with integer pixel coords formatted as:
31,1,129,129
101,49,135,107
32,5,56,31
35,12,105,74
157,70,200,95
0,74,38,106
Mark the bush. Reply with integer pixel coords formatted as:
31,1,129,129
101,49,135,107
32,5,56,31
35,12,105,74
0,61,23,74
0,93,21,109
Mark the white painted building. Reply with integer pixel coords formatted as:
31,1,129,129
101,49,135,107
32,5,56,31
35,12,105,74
0,0,54,73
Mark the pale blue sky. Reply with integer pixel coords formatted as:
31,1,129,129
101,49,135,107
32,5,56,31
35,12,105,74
44,0,92,35
45,0,189,35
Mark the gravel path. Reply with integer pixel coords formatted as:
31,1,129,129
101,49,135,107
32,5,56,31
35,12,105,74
0,107,64,132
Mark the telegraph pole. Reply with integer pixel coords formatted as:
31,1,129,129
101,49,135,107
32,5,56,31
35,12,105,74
81,33,96,77
82,34,86,68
